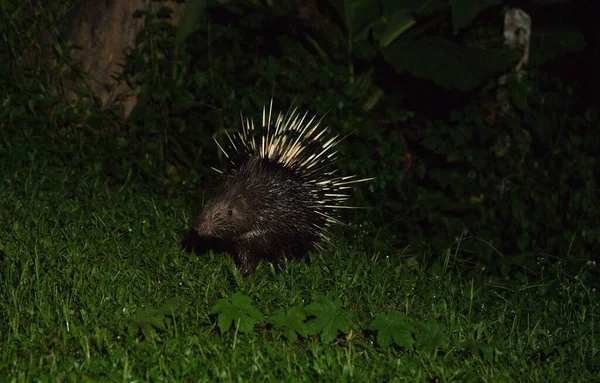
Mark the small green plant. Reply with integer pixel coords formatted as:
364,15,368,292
367,313,450,353
208,293,452,351
304,297,353,343
210,293,264,334
267,306,308,342
368,311,416,350
416,322,450,354
123,297,188,338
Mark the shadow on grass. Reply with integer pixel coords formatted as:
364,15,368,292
181,229,228,256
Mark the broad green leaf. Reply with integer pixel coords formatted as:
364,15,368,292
382,36,514,90
449,0,503,32
328,0,380,35
267,306,307,342
123,297,187,338
210,293,263,334
379,10,416,48
305,298,352,343
176,0,209,45
368,311,416,349
463,340,497,362
416,322,449,353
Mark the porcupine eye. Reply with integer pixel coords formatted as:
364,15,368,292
224,207,236,220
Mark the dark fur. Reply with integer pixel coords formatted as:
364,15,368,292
194,157,325,274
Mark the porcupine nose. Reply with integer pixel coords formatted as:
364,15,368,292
194,216,214,236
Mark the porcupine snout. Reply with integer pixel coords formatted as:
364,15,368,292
194,211,216,237
194,218,208,236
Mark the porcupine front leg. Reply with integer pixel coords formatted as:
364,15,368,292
232,245,257,275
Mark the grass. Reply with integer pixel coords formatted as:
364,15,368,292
0,129,597,382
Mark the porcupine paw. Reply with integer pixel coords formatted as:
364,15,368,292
238,262,255,275
234,250,256,275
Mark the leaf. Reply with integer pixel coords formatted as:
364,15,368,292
267,306,307,342
462,340,497,362
368,311,416,349
449,0,503,32
416,322,449,353
209,293,263,334
382,36,514,90
379,10,416,48
156,6,174,20
176,0,208,45
126,87,151,123
381,0,447,15
305,298,352,343
173,92,196,112
123,297,187,338
529,26,586,66
328,0,380,36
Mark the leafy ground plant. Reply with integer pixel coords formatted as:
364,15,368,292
210,293,264,335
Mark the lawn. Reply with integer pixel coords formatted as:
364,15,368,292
0,130,597,381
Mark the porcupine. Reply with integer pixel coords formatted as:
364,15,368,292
193,99,371,274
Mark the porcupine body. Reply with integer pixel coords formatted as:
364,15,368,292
193,100,370,274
